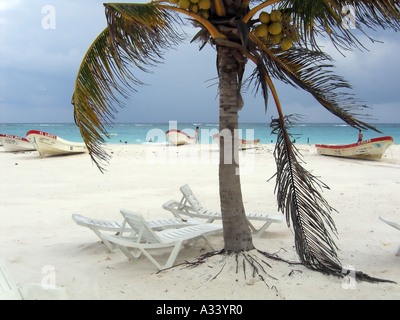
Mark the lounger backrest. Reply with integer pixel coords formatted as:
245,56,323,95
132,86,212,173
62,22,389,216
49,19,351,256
121,211,161,244
180,184,205,213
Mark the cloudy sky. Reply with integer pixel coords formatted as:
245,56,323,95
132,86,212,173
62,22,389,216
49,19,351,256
1,0,399,124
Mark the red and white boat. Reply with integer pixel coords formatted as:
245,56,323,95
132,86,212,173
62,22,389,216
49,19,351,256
212,133,260,150
0,134,35,152
165,129,195,145
315,136,394,160
26,130,87,156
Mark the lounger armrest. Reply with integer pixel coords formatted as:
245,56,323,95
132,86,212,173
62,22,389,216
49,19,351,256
161,199,178,210
162,200,195,216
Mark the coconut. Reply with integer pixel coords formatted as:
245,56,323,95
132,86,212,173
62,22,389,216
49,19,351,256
270,10,282,22
198,0,211,10
281,36,294,50
259,11,270,24
254,24,269,38
178,0,191,9
170,0,179,3
190,3,199,13
268,22,282,35
270,33,283,45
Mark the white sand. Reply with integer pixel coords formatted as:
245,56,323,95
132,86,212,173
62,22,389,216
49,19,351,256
0,143,399,300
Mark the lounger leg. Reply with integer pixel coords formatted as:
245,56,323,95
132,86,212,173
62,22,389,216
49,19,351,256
201,235,216,251
114,244,180,270
246,220,257,233
162,241,184,269
91,228,118,252
119,246,142,260
139,249,163,270
118,241,185,270
252,221,273,238
139,242,183,270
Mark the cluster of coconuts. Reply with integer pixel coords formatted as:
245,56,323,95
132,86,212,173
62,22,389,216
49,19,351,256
169,0,211,19
253,9,298,51
167,2,298,50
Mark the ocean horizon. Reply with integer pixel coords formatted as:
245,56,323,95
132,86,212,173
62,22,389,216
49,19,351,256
0,122,399,146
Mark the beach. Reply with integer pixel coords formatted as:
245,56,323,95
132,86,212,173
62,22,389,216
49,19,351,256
0,143,399,300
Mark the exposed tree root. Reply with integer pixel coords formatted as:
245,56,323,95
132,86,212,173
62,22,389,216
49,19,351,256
159,247,396,287
158,248,302,298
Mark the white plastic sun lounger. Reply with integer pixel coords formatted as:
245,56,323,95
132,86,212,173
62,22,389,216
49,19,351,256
379,216,400,256
162,184,284,238
99,211,223,270
72,212,203,251
0,258,67,300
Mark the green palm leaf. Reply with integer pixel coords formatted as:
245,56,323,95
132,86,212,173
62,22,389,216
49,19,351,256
279,0,400,51
249,36,380,132
72,3,184,170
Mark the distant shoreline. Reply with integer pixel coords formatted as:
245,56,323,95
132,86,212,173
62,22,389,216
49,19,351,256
1,122,399,145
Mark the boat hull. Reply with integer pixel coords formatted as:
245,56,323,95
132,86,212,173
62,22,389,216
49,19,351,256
166,130,195,145
315,136,394,160
26,130,87,156
0,134,35,152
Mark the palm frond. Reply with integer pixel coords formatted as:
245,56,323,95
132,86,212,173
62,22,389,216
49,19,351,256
278,0,400,51
249,35,380,132
72,3,184,170
270,115,395,283
271,115,341,273
244,51,269,112
340,0,400,30
72,28,126,171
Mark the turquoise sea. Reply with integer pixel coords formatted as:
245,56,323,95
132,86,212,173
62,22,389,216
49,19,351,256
0,122,399,146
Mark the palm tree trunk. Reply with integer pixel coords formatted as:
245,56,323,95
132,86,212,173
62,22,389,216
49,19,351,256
217,45,254,252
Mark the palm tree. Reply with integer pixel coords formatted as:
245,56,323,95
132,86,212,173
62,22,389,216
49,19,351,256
72,0,400,279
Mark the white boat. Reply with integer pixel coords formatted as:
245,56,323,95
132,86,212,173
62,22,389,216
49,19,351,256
315,136,394,160
26,130,87,156
0,134,35,152
212,133,261,150
165,129,195,145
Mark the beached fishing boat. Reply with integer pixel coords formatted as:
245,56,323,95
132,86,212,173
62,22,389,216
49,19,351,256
165,129,195,145
212,133,261,150
26,130,87,156
0,134,36,152
315,136,394,160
